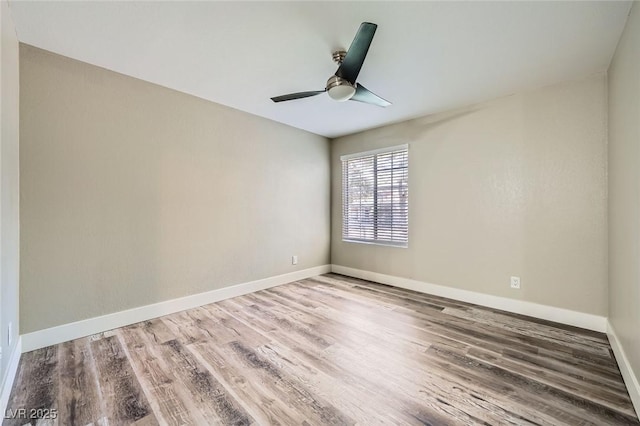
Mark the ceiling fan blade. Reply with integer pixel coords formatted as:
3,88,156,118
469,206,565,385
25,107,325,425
350,84,391,107
335,22,377,84
271,90,325,103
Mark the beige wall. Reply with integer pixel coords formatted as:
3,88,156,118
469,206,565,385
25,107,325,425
19,44,330,334
608,2,640,392
331,74,608,315
1,0,20,384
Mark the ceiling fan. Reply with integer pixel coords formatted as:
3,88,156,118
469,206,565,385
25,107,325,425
271,22,391,107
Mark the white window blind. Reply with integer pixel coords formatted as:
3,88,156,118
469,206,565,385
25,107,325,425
341,145,409,247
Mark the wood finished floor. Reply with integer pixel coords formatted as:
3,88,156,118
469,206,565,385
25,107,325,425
5,273,639,426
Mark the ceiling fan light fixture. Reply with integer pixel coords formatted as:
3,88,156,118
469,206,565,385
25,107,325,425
326,76,356,102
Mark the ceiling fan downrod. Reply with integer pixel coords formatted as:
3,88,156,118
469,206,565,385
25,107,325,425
332,50,347,64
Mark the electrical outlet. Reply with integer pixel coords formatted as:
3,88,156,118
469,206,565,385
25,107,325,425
292,255,298,265
510,276,521,289
7,322,12,346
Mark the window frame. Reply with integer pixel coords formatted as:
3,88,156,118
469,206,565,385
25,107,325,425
341,144,409,248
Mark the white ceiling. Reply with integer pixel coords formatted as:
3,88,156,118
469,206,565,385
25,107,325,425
9,1,632,138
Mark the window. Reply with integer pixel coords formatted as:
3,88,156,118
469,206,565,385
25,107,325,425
341,145,409,247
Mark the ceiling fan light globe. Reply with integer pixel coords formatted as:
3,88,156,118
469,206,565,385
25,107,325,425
328,85,356,102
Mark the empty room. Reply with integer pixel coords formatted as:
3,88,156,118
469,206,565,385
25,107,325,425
1,1,639,424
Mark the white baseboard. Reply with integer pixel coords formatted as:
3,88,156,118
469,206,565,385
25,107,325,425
607,321,640,418
0,337,22,418
331,265,607,333
21,265,331,353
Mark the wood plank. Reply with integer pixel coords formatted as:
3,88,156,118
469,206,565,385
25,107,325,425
186,341,309,425
160,311,214,346
147,335,254,425
466,346,637,416
225,339,353,425
90,335,157,425
117,324,207,426
443,306,611,353
500,347,628,393
140,319,176,345
4,347,58,426
57,338,103,425
425,343,640,425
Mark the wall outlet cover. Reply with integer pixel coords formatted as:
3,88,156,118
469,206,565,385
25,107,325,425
510,276,521,289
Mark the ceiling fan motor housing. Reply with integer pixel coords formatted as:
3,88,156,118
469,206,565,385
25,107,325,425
326,75,356,102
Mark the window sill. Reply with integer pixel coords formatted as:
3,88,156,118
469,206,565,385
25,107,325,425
342,239,408,249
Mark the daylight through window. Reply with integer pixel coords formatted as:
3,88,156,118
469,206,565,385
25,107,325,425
341,145,409,247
